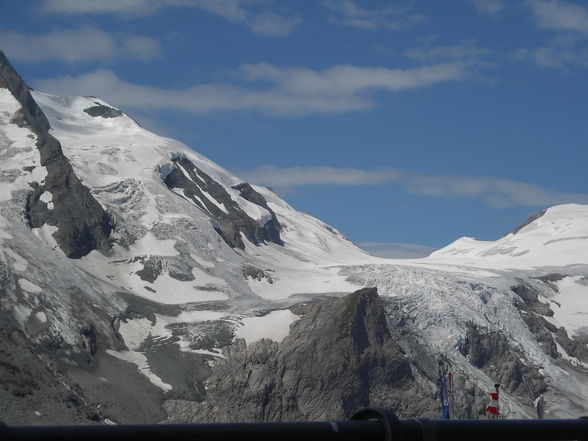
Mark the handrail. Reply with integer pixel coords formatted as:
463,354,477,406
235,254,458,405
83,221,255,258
2,408,587,441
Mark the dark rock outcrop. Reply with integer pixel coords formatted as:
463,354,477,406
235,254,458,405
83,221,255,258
0,50,113,258
163,156,282,249
511,279,588,363
511,210,546,235
164,288,436,422
459,323,547,400
83,104,123,118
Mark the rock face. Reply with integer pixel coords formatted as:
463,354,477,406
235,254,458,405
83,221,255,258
512,280,588,363
0,51,113,258
83,104,123,119
511,210,546,235
165,288,437,423
459,323,547,400
163,155,282,249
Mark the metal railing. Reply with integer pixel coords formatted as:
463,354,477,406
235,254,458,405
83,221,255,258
2,408,587,441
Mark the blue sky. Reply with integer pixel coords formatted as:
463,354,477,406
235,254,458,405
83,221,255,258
2,0,588,256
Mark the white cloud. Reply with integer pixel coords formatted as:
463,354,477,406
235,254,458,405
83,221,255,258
237,165,588,208
512,34,588,69
358,242,435,259
403,174,588,208
404,40,489,63
514,1,588,70
321,0,425,31
41,0,301,37
41,0,164,16
0,26,160,64
527,0,588,34
238,166,404,187
467,0,504,17
33,62,467,116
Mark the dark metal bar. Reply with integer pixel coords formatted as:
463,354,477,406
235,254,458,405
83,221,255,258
2,417,588,441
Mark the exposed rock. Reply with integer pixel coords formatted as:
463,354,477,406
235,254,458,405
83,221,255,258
554,327,588,363
0,50,113,258
164,288,437,423
80,325,98,362
512,282,553,316
163,156,282,249
0,313,99,424
136,256,163,283
242,265,274,284
459,323,547,400
83,104,123,119
511,210,546,235
520,312,559,359
535,273,566,293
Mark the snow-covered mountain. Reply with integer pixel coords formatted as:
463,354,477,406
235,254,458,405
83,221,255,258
1,51,587,424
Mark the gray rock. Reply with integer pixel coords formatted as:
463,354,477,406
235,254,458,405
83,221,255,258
511,210,546,235
164,288,437,423
163,157,282,249
83,104,123,119
459,323,547,400
0,50,113,258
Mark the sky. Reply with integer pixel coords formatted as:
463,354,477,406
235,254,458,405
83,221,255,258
1,0,588,257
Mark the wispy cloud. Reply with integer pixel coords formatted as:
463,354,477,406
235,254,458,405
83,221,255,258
514,1,588,69
404,39,489,63
40,0,164,16
238,166,404,186
467,0,504,17
403,173,588,208
321,0,425,31
527,0,588,34
511,34,588,68
0,25,160,64
238,165,588,208
41,0,301,37
33,62,467,116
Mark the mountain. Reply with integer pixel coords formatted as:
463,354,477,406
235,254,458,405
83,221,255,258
1,51,587,424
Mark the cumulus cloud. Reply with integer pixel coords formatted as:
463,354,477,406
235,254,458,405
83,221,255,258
238,165,588,208
0,26,160,63
33,62,467,115
527,0,588,34
467,0,504,17
41,0,301,37
321,0,425,31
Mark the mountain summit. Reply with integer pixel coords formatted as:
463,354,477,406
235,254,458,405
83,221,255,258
1,52,587,423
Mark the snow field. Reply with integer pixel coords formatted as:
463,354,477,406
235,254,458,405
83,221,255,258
235,309,300,344
547,276,588,337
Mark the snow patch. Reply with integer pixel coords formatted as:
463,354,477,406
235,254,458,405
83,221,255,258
548,276,588,337
39,191,53,204
35,311,47,323
106,349,172,392
32,225,62,254
235,309,300,344
5,249,28,271
18,278,43,294
128,232,178,257
118,318,152,351
190,253,215,269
